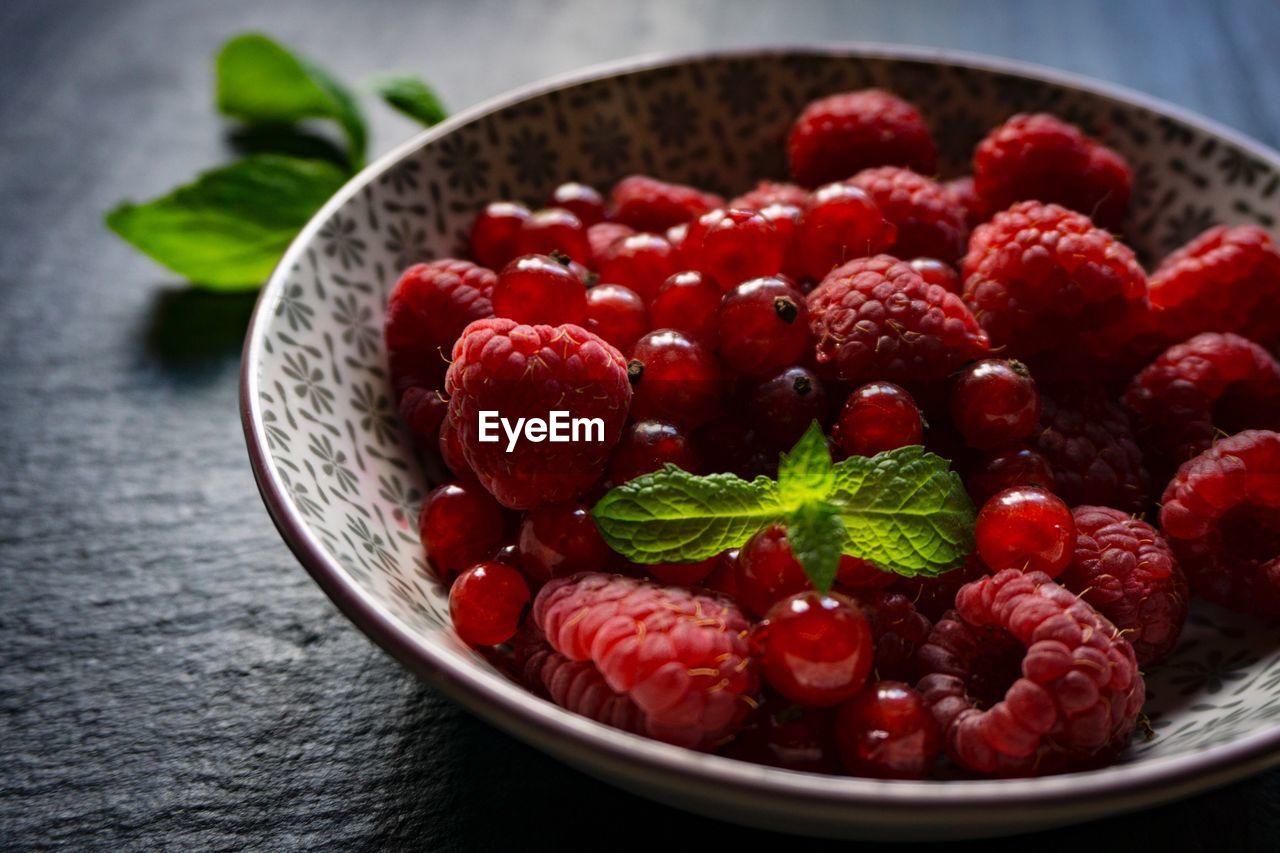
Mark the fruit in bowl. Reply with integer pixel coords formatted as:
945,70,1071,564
243,49,1280,839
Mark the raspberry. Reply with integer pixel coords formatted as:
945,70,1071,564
628,329,722,428
1124,333,1280,479
596,233,678,303
844,589,932,683
850,166,968,262
649,271,722,345
516,502,613,586
449,562,530,646
385,259,495,400
470,201,530,270
492,254,588,326
1059,507,1188,665
547,182,607,226
909,257,961,293
1159,430,1280,617
515,208,590,262
753,591,875,707
747,366,830,450
609,174,724,232
1032,387,1150,513
832,381,924,457
729,180,811,210
966,446,1056,504
608,420,700,483
586,221,635,268
684,208,785,290
534,650,649,739
807,255,989,386
950,359,1041,450
787,90,937,187
916,570,1144,776
961,202,1147,361
944,176,989,229
419,481,507,581
397,385,448,448
975,486,1076,577
446,318,631,509
796,182,897,282
836,681,941,779
972,113,1132,230
584,283,648,355
716,276,810,377
1147,226,1280,347
534,573,758,747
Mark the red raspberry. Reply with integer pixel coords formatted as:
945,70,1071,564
607,420,700,483
961,202,1147,361
796,182,897,282
916,570,1145,776
534,650,649,739
1125,332,1280,479
1060,507,1188,665
975,486,1076,577
716,276,810,377
534,573,758,747
944,176,989,229
649,271,722,345
684,208,785,290
547,182,607,226
753,591,874,707
586,221,635,268
385,259,495,399
832,382,924,457
445,318,631,509
470,202,530,270
516,502,613,586
850,166,968,262
449,562,530,646
584,284,648,355
596,233,678,303
950,359,1041,450
609,174,724,232
628,329,722,428
807,255,989,386
836,681,941,779
1147,225,1280,347
397,385,448,448
515,208,590,262
419,481,507,581
844,589,932,683
492,254,587,326
1159,430,1280,617
747,366,830,450
787,90,937,187
729,180,811,210
1032,387,1150,513
972,113,1132,230
909,258,961,293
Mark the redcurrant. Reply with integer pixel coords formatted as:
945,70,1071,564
685,208,784,290
492,254,587,325
516,502,613,585
419,481,506,581
975,486,1075,577
449,562,530,646
547,182,606,226
753,591,874,707
597,233,677,303
835,681,941,779
584,284,648,354
747,366,829,450
608,420,700,483
797,183,895,281
649,270,722,344
950,359,1041,449
832,382,924,457
717,276,810,377
628,329,722,428
514,207,590,262
469,201,530,270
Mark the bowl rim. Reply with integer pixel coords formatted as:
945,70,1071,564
240,43,1280,815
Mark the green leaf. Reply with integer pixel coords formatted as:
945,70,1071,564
106,155,347,289
827,446,975,577
216,33,366,167
592,466,786,564
777,421,834,505
374,74,448,127
787,501,846,592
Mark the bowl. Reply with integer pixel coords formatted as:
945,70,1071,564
241,46,1280,840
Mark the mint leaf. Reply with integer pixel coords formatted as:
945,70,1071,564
786,501,845,592
828,446,975,577
217,33,366,168
106,155,347,289
374,74,448,127
592,466,785,564
777,421,834,504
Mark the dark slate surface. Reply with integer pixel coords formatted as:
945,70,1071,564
2,0,1279,849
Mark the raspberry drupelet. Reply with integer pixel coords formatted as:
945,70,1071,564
753,591,875,707
727,695,840,773
850,166,969,262
787,89,937,187
844,589,933,683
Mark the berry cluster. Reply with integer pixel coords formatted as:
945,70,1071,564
387,88,1280,779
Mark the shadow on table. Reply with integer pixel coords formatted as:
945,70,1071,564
142,286,258,381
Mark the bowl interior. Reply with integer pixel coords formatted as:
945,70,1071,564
247,50,1280,784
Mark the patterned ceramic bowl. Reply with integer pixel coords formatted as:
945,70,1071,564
241,46,1280,839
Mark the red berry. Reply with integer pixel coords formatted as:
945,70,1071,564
547,182,606,226
437,416,474,480
729,697,840,773
649,270,722,344
700,549,741,598
836,681,941,779
909,257,960,292
944,175,989,228
758,202,807,283
517,502,613,585
975,486,1075,577
647,558,718,586
966,446,1056,504
586,221,635,268
748,366,830,450
842,588,930,681
753,591,874,707
596,233,678,303
788,89,937,187
515,208,590,262
728,180,811,210
629,329,722,428
470,201,530,270
685,208,784,290
797,182,896,282
950,359,1041,450
1032,387,1150,514
717,277,810,377
835,558,897,591
492,254,588,325
584,283,648,355
609,174,725,232
850,166,968,262
449,562,530,646
419,481,506,581
736,524,812,618
608,420,700,483
833,382,923,457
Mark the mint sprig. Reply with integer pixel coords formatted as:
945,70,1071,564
592,423,975,591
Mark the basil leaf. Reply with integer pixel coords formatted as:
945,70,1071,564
374,74,448,127
787,501,845,593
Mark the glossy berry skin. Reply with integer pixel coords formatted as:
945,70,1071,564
787,89,937,187
548,182,607,226
649,271,722,344
833,382,923,457
514,208,590,262
470,201,530,270
585,284,648,355
419,481,506,581
736,524,812,617
836,681,941,779
596,233,678,303
628,329,722,428
717,277,810,377
685,208,784,290
449,562,531,646
493,254,588,325
437,417,473,481
966,446,1056,504
975,486,1075,577
608,420,700,483
753,591,875,707
909,258,960,293
517,502,613,585
797,182,896,282
950,359,1041,450
748,366,830,450
586,221,635,268
729,696,840,773
647,558,718,586
758,203,807,283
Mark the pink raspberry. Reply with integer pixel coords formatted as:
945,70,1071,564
445,319,631,509
845,589,932,683
534,573,759,748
